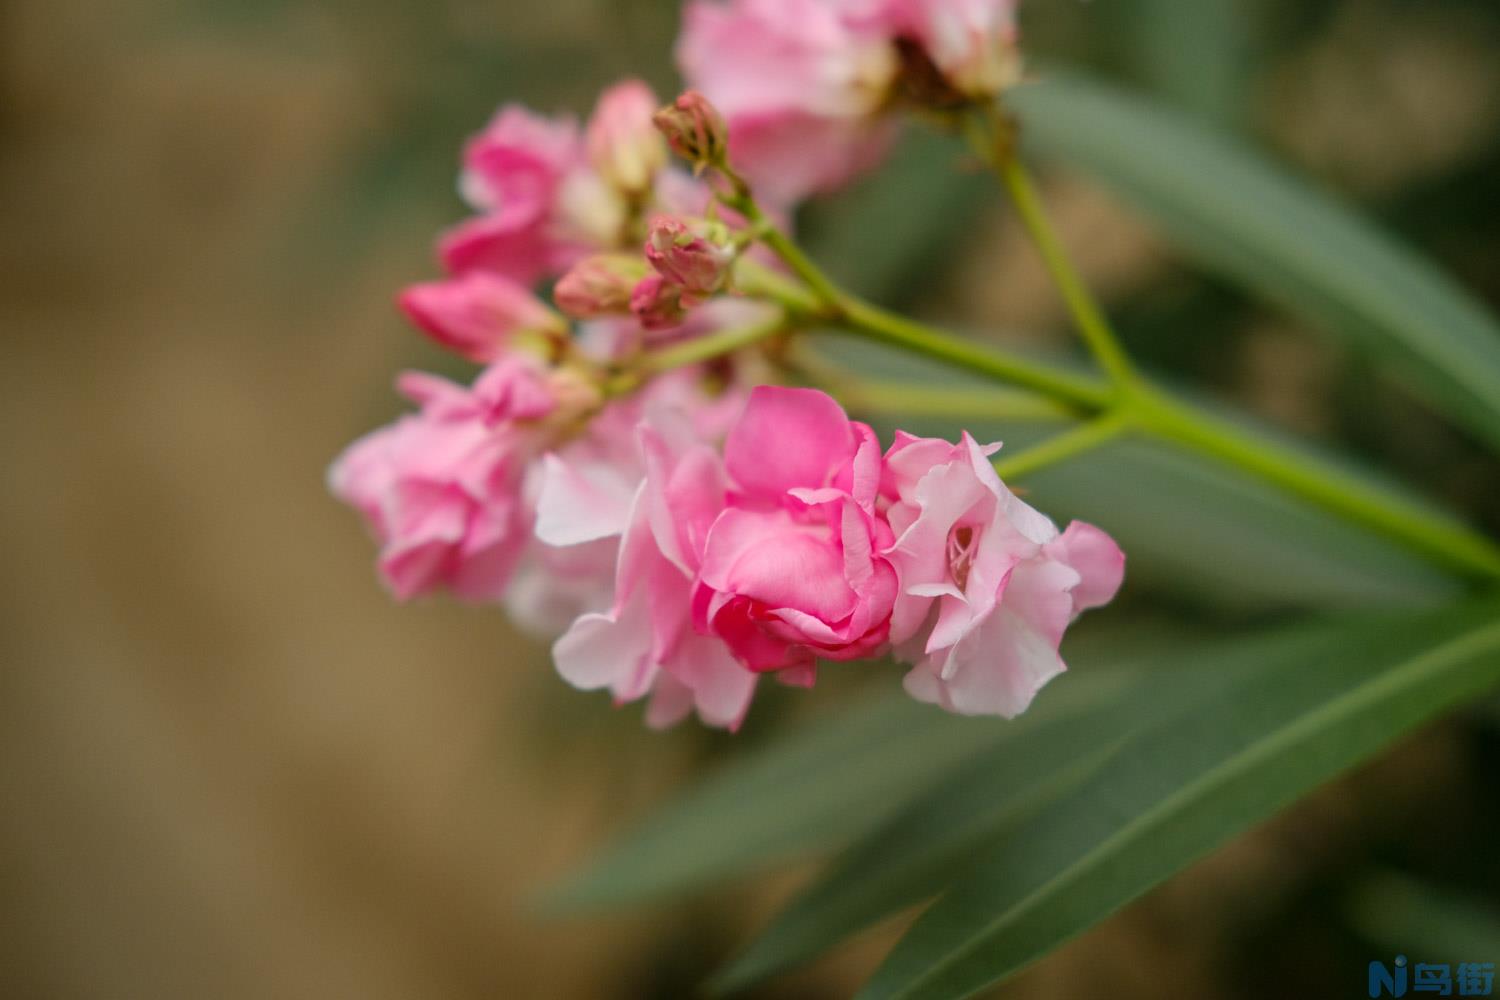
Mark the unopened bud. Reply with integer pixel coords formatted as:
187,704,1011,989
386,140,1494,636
630,274,687,331
644,216,735,298
554,254,648,319
652,91,728,172
398,271,566,363
586,80,668,197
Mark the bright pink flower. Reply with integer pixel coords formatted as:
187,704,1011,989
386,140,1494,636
587,80,668,196
676,0,899,202
398,271,564,362
645,216,736,298
550,407,758,730
882,432,1123,717
460,105,583,215
328,359,558,603
694,386,897,676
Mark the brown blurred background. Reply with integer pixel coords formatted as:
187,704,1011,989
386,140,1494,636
3,1,1499,998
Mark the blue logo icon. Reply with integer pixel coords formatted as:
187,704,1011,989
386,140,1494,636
1370,956,1495,997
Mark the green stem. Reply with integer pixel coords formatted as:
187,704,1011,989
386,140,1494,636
1133,390,1500,579
832,378,1075,423
618,313,791,392
993,412,1132,482
839,298,1113,411
971,117,1138,389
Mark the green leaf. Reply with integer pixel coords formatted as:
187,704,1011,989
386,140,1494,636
857,597,1500,1000
1010,73,1500,452
712,650,1241,992
544,662,1139,912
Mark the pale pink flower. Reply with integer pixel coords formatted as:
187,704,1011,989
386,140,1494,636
587,80,668,196
676,0,900,202
881,432,1123,717
549,407,758,730
328,359,558,602
694,386,897,677
398,271,565,362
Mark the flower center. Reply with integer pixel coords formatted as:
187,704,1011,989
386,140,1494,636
947,524,977,590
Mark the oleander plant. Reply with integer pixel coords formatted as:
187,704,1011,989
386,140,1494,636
331,1,1500,996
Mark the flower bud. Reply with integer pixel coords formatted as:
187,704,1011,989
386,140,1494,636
398,272,566,363
630,274,687,331
645,216,735,298
554,254,648,319
586,80,668,197
652,91,729,172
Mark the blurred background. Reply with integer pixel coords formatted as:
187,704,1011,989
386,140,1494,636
3,0,1499,997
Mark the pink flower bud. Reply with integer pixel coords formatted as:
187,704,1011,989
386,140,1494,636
554,255,649,319
644,216,735,297
630,273,687,331
587,80,669,196
652,91,729,171
398,272,565,363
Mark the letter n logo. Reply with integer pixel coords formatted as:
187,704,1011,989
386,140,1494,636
1369,956,1408,998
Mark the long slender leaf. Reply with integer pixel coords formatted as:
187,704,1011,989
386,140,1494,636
544,661,1140,912
1010,74,1500,451
713,651,1247,992
858,597,1500,1000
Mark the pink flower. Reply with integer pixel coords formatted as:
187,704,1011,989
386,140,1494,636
398,272,565,363
441,106,587,285
549,407,758,730
676,0,900,202
881,432,1123,717
587,80,668,196
693,386,897,677
328,359,558,602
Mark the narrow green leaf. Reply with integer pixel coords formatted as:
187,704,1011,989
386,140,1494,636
859,598,1500,1000
1010,74,1500,451
544,663,1138,912
713,651,1243,992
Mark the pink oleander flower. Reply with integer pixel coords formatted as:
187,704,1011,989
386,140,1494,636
645,216,736,299
442,105,587,284
441,80,701,285
587,80,668,196
548,404,758,730
328,359,558,602
882,431,1124,717
693,386,897,679
398,271,566,363
677,0,1023,202
677,0,899,203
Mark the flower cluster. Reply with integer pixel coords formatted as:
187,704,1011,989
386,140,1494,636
332,0,1124,730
